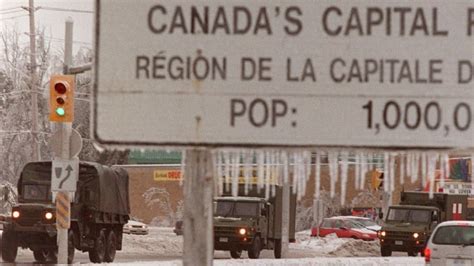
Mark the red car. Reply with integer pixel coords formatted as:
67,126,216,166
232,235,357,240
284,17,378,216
311,217,378,241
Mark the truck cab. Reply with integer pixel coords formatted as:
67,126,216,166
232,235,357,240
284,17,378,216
2,161,130,264
214,197,269,259
378,191,469,257
213,185,296,259
378,205,439,256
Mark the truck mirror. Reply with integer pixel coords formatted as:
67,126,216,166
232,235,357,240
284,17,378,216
261,208,266,216
432,213,438,221
378,212,383,219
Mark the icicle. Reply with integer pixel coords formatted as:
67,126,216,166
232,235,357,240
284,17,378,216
224,151,231,192
303,151,311,198
328,151,339,198
444,154,450,182
179,150,186,187
340,152,349,205
406,153,412,180
439,154,445,191
217,151,224,196
421,153,427,187
283,151,289,185
292,152,298,195
428,153,437,199
265,151,271,199
355,153,360,190
315,152,321,199
399,153,405,185
367,153,374,170
471,154,474,192
389,153,395,193
270,151,278,198
211,151,218,196
360,152,367,190
231,151,240,197
243,150,252,195
257,150,265,191
413,153,420,183
383,152,390,192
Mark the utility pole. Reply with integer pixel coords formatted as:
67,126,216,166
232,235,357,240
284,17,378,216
27,0,40,161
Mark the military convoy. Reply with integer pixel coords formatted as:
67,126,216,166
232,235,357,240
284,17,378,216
213,185,296,259
378,191,472,257
1,161,130,264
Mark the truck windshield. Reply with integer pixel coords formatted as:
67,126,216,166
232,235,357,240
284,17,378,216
215,201,259,217
23,184,51,201
387,208,432,223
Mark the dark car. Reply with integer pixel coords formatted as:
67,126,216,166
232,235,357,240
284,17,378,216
174,220,183,235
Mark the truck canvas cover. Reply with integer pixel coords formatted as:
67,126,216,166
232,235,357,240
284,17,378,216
19,161,130,215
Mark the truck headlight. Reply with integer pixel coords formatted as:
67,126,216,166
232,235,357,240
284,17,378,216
239,228,247,235
379,231,386,237
12,210,20,218
45,212,53,220
413,232,419,239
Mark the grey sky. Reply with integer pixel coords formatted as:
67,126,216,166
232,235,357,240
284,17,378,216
0,0,93,54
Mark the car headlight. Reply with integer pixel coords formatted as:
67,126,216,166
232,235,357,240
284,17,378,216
45,212,53,220
413,232,419,239
239,228,246,235
12,210,20,218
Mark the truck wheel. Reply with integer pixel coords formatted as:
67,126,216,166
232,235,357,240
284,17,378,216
89,229,106,263
46,249,57,263
248,236,261,259
381,246,392,257
230,250,242,259
274,239,282,259
1,230,18,263
33,249,48,263
104,230,117,262
68,230,75,264
407,251,417,257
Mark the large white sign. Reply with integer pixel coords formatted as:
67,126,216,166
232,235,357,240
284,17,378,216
94,0,474,148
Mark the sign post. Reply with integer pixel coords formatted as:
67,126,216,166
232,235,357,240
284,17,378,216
93,1,474,265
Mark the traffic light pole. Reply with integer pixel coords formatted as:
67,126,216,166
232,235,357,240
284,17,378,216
55,18,74,264
56,123,72,264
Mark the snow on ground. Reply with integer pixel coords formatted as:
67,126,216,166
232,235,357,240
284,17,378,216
113,228,424,265
114,257,424,266
121,227,183,256
290,230,380,257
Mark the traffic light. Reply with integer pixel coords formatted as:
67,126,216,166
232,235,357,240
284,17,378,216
371,170,384,190
49,75,74,122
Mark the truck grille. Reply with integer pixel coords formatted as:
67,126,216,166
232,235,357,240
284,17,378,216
17,208,43,226
385,231,412,240
214,226,237,237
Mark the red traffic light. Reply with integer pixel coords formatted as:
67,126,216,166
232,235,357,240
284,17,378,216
54,82,67,94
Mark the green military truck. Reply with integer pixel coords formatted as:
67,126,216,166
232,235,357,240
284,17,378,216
214,185,296,259
378,191,470,257
1,161,130,264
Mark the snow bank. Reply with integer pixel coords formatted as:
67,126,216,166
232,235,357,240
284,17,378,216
121,227,182,256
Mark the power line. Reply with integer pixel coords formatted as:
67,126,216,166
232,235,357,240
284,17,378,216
0,14,28,20
43,36,92,45
39,6,93,14
0,7,22,12
0,9,23,15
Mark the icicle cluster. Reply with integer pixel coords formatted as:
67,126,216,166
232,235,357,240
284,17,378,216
179,149,474,205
